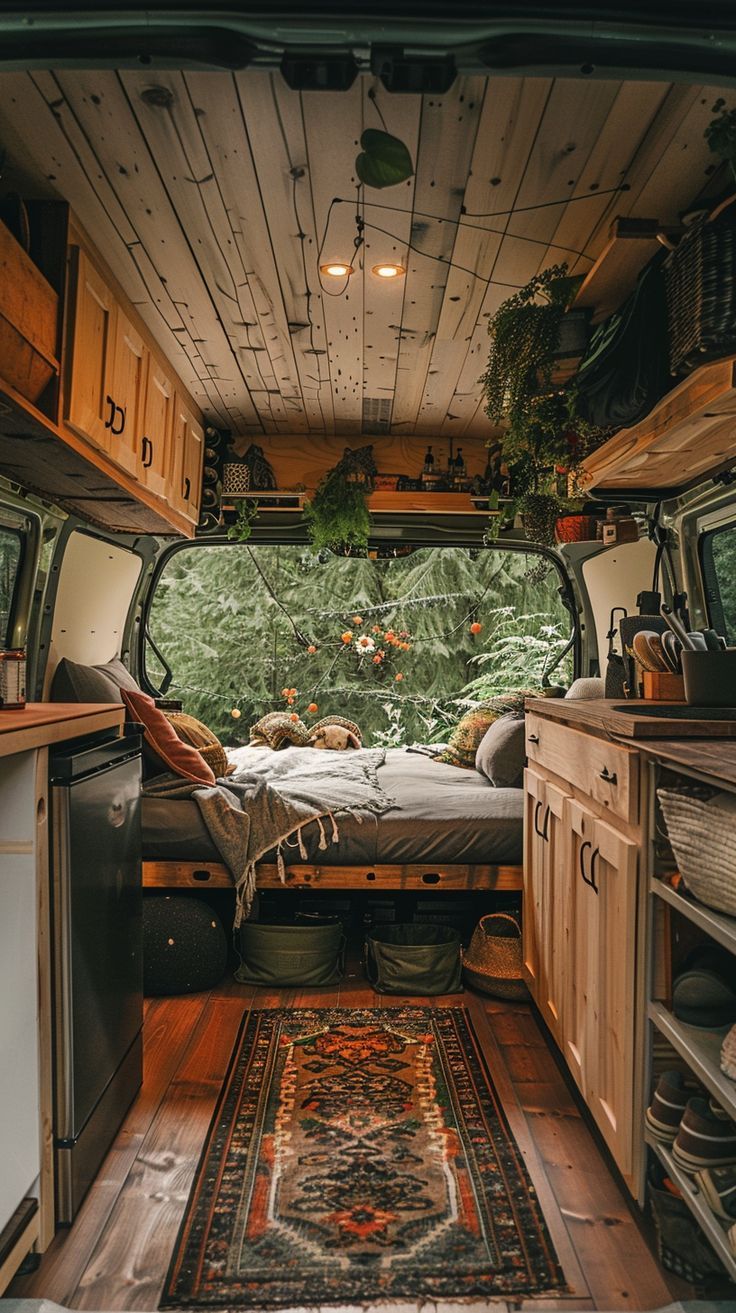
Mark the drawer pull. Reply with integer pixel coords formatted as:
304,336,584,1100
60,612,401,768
183,476,191,500
599,766,618,784
527,732,539,744
580,841,600,894
533,800,550,841
142,436,154,468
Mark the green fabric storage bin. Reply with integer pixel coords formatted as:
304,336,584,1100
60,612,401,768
236,920,345,986
364,924,463,995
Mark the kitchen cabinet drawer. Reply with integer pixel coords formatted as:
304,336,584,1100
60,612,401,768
168,393,204,524
525,712,638,825
139,357,173,499
65,246,116,454
107,307,148,479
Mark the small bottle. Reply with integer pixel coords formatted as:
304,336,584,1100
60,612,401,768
0,649,27,709
453,447,466,488
423,445,434,474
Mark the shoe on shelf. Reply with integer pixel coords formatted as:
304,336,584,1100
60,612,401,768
695,1162,736,1221
672,1097,736,1172
645,1070,689,1143
722,1023,736,1081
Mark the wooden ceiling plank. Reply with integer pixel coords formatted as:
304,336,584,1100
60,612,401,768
390,75,486,435
51,68,265,432
360,83,422,433
118,69,297,434
236,71,336,435
184,70,325,434
534,81,672,276
416,77,551,435
300,80,367,435
0,72,239,427
426,78,621,437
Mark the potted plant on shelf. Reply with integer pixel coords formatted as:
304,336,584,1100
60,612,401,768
481,264,606,546
304,444,377,554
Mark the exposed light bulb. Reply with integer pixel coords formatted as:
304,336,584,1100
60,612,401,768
320,261,354,277
371,263,406,279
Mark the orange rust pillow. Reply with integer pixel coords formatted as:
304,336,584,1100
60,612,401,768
121,688,216,787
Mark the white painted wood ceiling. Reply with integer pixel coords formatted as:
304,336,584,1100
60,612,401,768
0,69,724,440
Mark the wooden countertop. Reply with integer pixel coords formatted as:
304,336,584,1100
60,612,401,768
0,703,124,758
525,697,736,740
635,737,736,792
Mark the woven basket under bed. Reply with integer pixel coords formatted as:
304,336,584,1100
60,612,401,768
462,912,529,1000
657,786,736,917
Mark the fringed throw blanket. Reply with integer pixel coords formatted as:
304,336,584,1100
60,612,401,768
143,746,393,923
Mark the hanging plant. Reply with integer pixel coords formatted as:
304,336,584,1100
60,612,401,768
304,444,377,554
355,129,414,189
705,100,736,184
227,499,259,543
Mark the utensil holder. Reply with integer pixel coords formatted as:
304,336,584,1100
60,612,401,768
642,670,685,702
681,649,736,707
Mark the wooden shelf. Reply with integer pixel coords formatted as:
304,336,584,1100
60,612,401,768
645,1131,736,1279
574,218,679,324
651,877,736,955
368,491,490,515
582,358,736,494
649,1002,736,1121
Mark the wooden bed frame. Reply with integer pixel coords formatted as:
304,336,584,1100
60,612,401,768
142,860,523,892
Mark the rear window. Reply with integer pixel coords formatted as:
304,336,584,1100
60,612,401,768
0,526,22,647
145,544,574,748
702,522,736,642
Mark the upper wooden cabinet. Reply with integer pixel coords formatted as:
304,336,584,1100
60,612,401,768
65,246,116,455
169,393,205,525
63,237,203,530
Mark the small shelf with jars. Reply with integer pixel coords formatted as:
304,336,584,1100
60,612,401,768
369,443,512,516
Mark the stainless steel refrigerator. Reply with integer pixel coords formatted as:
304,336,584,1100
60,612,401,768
50,729,143,1224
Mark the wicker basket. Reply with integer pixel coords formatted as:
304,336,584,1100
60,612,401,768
222,462,251,495
657,786,736,917
665,197,736,375
463,912,529,1000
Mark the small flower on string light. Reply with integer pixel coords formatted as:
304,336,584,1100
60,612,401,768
341,630,353,644
289,712,299,723
307,702,318,713
231,708,242,719
470,621,482,635
384,629,396,642
281,687,290,697
372,624,382,634
372,654,382,665
355,635,375,653
352,615,363,626
307,644,318,655
395,672,404,682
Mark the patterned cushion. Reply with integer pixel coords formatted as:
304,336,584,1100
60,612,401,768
165,712,232,779
439,689,561,770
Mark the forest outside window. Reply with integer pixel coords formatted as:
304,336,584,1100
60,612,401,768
144,545,575,748
0,525,22,648
702,522,736,643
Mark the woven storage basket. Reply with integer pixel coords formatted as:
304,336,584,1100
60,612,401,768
657,786,736,917
222,462,251,495
463,912,529,1000
665,198,736,375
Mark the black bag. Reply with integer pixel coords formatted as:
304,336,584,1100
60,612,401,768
576,251,670,429
365,924,462,995
604,607,628,699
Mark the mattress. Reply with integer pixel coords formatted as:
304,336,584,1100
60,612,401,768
141,747,524,867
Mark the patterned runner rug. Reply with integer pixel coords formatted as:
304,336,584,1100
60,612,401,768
161,1006,565,1308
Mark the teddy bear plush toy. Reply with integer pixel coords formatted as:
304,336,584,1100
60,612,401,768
309,723,361,750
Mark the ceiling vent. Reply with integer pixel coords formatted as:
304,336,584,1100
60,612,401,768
362,396,393,434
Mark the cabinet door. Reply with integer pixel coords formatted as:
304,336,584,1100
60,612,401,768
522,767,547,999
587,813,638,1177
563,797,600,1097
107,308,148,478
65,246,116,453
523,768,568,1040
140,357,173,498
168,394,204,523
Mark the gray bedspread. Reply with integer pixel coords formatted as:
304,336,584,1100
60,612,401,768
142,748,523,868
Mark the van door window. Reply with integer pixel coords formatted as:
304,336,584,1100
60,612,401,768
0,526,22,647
702,522,736,641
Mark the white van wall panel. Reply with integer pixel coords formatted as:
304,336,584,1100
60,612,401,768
46,532,142,688
581,538,658,672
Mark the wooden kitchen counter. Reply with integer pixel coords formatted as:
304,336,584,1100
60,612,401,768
0,703,124,758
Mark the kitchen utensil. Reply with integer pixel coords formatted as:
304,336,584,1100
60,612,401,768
633,630,669,673
686,631,708,651
661,604,698,652
661,631,682,674
703,629,722,651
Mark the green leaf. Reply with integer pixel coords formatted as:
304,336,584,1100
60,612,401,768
356,129,414,190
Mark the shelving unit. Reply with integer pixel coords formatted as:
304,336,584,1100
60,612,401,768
642,751,736,1284
645,1131,736,1280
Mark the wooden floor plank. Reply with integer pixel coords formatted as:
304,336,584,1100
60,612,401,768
10,976,684,1312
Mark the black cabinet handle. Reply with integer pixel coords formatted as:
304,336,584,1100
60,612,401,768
533,800,544,838
142,436,154,468
580,841,600,894
183,476,191,500
104,395,115,429
599,766,617,785
110,403,125,436
527,732,539,744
